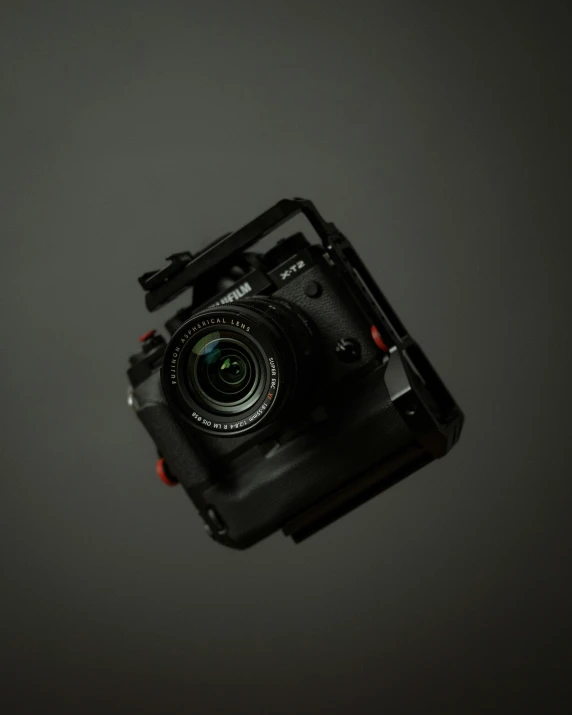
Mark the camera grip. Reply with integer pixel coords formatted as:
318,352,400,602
133,372,212,491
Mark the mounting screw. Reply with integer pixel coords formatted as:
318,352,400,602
335,338,362,363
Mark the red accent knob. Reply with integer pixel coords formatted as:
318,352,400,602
371,325,389,353
139,329,156,343
156,458,178,487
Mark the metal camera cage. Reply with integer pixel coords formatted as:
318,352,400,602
139,197,462,458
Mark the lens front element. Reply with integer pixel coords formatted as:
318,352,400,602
191,334,261,414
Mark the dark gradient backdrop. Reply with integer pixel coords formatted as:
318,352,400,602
2,2,571,713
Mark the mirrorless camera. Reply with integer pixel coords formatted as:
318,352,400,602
127,198,464,549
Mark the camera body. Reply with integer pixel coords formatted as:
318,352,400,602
127,198,464,549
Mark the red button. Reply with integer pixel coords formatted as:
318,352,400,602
371,325,389,353
139,329,156,343
156,458,178,487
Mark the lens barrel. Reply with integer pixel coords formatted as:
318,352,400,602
161,297,316,436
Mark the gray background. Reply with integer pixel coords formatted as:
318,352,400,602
2,1,571,713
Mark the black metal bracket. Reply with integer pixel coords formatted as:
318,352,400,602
139,198,340,312
138,252,193,292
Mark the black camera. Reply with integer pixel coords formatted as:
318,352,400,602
127,198,464,549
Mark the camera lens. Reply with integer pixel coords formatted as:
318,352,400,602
210,352,247,387
162,297,317,435
190,336,261,413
